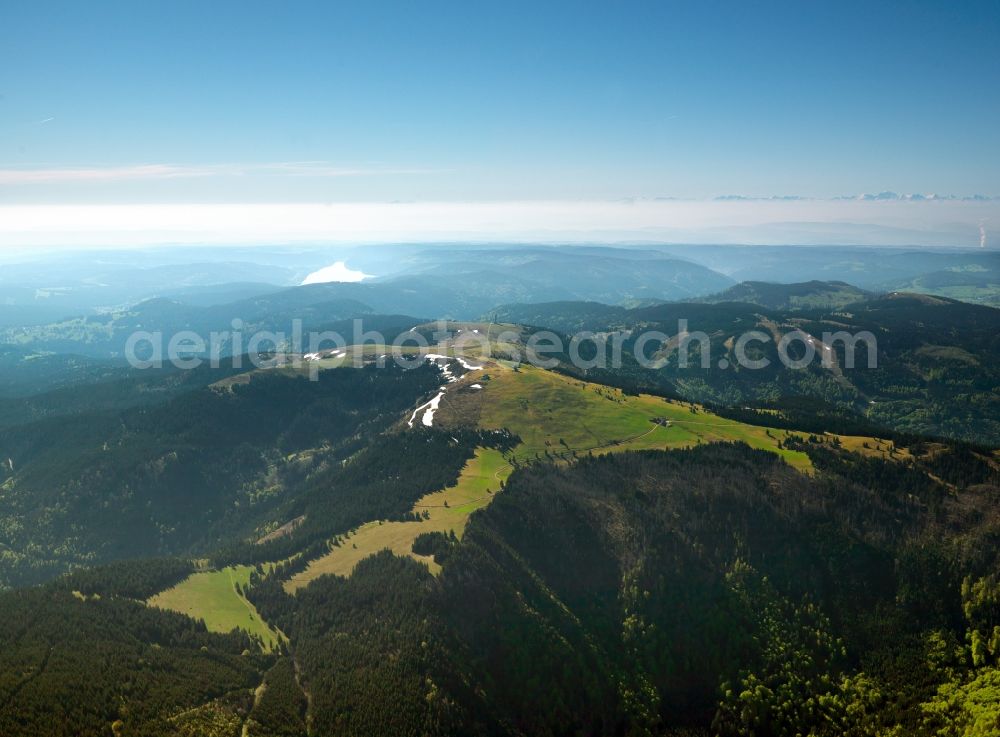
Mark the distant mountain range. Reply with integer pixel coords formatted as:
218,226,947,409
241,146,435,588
2,246,998,343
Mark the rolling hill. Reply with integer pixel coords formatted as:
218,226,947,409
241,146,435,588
695,279,872,310
490,293,1000,444
659,244,1000,305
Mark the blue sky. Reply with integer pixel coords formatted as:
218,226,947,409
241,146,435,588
0,1,998,245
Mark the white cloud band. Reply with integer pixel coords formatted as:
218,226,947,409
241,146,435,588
0,199,995,248
0,162,437,185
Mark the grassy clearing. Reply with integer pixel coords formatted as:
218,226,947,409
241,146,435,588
285,447,509,591
469,364,813,472
148,565,283,651
464,364,918,472
833,433,913,461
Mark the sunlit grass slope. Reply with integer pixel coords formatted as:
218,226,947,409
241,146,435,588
465,364,813,471
286,447,509,591
148,565,282,651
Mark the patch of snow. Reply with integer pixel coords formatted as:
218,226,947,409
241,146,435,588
408,390,446,428
422,392,444,426
429,353,484,371
469,383,482,389
406,354,485,428
424,353,460,382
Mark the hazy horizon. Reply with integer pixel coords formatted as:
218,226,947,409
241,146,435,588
1,197,997,250
3,1,997,249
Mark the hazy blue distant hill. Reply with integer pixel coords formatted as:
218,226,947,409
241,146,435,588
661,245,1000,305
488,301,630,333
380,246,734,305
0,291,377,357
885,262,1000,306
154,281,286,306
0,258,300,317
0,302,90,328
696,280,872,310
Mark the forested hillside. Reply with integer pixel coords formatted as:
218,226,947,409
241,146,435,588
0,363,444,587
240,443,1000,736
0,584,266,737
